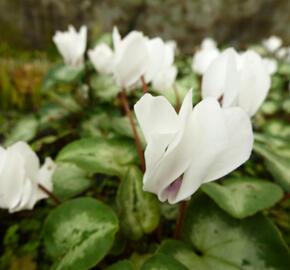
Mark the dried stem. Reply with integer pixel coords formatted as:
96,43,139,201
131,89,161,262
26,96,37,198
38,184,61,205
119,88,146,172
174,201,187,239
140,76,149,93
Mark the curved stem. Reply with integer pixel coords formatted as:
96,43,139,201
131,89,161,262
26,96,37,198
38,184,61,205
174,201,187,239
140,76,149,93
119,88,146,172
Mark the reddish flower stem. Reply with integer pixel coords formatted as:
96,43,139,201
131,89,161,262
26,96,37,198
119,88,146,172
38,184,61,205
174,201,187,239
140,76,149,93
282,193,290,203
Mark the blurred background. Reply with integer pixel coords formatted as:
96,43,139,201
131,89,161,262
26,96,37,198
0,0,290,112
1,0,290,53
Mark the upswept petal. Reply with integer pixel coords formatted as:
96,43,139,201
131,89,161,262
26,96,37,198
78,25,87,53
88,43,114,74
202,48,238,101
113,31,149,87
142,91,194,199
192,48,219,75
162,43,175,68
53,25,87,67
144,37,166,82
222,49,239,108
112,26,121,52
238,50,271,116
201,38,217,50
9,141,39,180
0,150,25,209
134,93,179,143
203,106,253,182
152,65,177,91
173,98,228,203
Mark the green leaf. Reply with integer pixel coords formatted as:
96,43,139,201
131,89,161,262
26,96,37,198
263,119,290,139
43,198,119,270
172,194,290,269
105,260,133,270
80,113,109,138
117,166,160,240
158,240,207,269
141,254,187,270
57,137,138,177
201,178,283,218
254,133,290,191
43,64,85,90
90,74,119,101
111,116,145,145
5,116,38,146
260,100,280,115
52,162,92,200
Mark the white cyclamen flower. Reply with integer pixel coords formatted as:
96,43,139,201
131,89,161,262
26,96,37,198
144,37,177,91
152,65,177,92
192,38,220,75
112,27,149,88
53,25,87,67
262,36,282,53
202,48,271,117
263,58,278,75
0,142,56,213
134,90,253,204
88,43,114,74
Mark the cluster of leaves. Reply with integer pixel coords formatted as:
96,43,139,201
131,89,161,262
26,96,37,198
0,38,290,269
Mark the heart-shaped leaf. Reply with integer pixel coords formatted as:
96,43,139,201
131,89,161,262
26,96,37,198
201,177,283,218
163,194,290,269
158,240,207,269
43,198,118,270
5,116,38,146
43,64,85,90
57,137,138,177
90,74,119,101
254,133,290,191
52,162,91,200
105,260,133,270
117,166,160,240
141,254,187,270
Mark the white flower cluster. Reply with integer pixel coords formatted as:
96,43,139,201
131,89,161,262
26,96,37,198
53,25,177,92
0,142,56,212
192,37,278,76
52,25,275,204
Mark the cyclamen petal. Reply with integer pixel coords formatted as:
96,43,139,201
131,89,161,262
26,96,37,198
192,38,220,75
53,25,87,67
88,43,114,74
134,90,253,204
0,142,56,213
202,48,271,117
144,36,177,91
152,65,177,92
262,36,282,53
113,28,149,87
